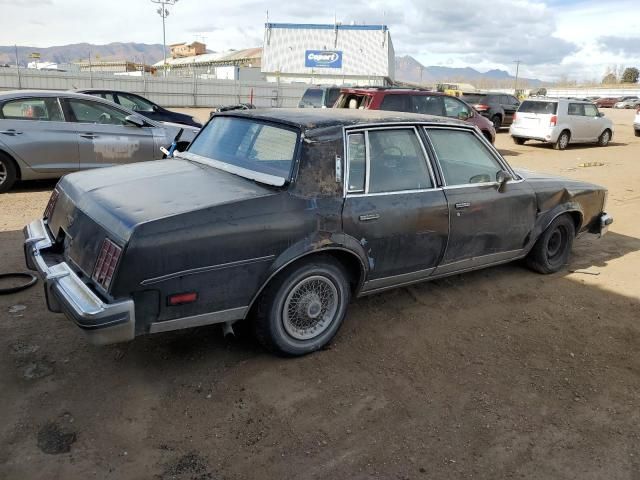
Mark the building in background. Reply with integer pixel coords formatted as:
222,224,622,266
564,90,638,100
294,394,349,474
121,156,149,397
154,47,263,80
75,60,155,74
261,23,395,86
169,41,207,58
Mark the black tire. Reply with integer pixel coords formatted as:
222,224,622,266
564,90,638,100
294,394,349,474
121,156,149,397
513,137,526,145
526,215,575,274
0,152,18,193
254,255,351,356
634,129,640,138
598,129,611,146
553,130,570,150
491,115,502,130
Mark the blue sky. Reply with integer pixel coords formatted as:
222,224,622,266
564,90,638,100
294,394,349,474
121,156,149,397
0,0,637,82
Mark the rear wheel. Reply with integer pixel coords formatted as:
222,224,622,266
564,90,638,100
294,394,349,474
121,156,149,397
553,130,570,150
0,152,18,193
513,137,526,145
526,215,575,274
634,129,640,138
491,115,502,130
598,129,611,146
254,255,351,356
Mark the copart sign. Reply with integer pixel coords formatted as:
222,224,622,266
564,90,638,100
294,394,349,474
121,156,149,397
305,50,343,68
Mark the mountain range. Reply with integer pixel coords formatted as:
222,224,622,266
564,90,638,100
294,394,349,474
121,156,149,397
0,43,545,87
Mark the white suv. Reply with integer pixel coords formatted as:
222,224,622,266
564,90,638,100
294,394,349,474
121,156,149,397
634,107,640,137
510,98,614,150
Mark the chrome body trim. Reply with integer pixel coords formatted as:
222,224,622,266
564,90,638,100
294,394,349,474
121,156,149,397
140,255,276,286
149,306,248,334
176,151,287,187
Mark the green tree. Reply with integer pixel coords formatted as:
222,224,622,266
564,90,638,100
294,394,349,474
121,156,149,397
621,67,639,83
602,72,618,84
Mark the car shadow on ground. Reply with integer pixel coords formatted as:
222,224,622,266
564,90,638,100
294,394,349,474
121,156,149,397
498,149,521,157
10,179,58,193
521,141,628,151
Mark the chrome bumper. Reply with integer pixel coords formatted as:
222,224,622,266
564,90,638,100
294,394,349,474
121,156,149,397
23,219,135,345
599,212,613,237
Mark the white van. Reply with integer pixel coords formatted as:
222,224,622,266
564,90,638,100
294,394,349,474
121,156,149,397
510,98,614,150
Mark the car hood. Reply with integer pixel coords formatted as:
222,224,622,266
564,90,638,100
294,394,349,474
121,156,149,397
55,158,277,243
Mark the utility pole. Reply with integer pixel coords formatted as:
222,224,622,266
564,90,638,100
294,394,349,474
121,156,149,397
151,0,178,77
514,60,521,95
14,45,21,89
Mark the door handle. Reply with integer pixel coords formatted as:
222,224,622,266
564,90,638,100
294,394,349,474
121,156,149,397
79,133,97,139
0,129,23,135
455,202,471,210
358,213,380,222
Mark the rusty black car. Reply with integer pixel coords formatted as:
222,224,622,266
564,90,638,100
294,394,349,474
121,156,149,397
24,109,613,356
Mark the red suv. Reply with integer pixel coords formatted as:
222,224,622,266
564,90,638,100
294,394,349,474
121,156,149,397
334,87,496,143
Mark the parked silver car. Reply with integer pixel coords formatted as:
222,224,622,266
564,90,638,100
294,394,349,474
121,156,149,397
510,98,614,150
0,90,199,192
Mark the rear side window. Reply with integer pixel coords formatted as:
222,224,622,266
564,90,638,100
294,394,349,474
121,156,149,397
379,94,411,112
461,94,486,104
412,95,445,115
518,101,558,114
568,103,585,116
1,97,64,121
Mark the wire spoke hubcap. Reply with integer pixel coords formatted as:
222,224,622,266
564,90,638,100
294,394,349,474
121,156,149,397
283,275,339,341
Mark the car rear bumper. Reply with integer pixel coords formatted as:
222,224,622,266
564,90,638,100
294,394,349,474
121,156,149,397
23,219,135,345
598,212,613,237
510,125,559,143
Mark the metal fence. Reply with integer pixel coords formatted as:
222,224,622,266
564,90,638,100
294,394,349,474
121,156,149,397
0,67,308,108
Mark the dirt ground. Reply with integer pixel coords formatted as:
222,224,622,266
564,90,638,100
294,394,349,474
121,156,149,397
1,108,639,480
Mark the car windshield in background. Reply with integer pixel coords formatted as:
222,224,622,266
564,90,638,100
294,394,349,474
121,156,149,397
461,94,486,104
187,116,298,183
299,89,323,107
519,101,558,114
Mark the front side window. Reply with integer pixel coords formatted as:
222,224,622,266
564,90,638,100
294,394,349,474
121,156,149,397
324,88,341,108
188,116,298,180
67,99,130,125
299,89,323,108
367,129,432,193
444,97,470,119
584,104,599,117
1,97,64,121
118,93,155,112
426,129,503,186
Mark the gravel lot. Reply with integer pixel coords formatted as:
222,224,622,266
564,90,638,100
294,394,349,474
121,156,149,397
1,108,639,480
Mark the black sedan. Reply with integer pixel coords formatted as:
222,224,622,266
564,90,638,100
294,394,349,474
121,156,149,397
24,109,612,356
76,89,202,128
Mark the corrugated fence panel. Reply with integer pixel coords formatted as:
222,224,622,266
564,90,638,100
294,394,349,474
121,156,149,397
0,68,307,108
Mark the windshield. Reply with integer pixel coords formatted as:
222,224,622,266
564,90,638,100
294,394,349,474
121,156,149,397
299,89,323,107
518,101,558,114
187,116,299,182
461,94,486,104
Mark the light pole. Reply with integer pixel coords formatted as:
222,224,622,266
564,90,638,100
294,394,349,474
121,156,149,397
151,0,178,76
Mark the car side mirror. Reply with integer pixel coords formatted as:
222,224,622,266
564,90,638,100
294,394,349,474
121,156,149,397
152,105,160,112
458,111,470,120
125,115,145,128
496,170,512,192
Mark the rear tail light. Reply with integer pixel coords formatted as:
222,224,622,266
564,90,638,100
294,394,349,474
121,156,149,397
92,238,122,290
550,115,558,126
43,189,59,219
475,104,490,111
513,112,517,122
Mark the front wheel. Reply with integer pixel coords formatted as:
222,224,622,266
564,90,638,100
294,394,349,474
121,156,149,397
634,129,640,138
0,153,18,193
254,256,351,356
513,137,526,145
491,115,502,130
526,215,575,274
598,129,611,146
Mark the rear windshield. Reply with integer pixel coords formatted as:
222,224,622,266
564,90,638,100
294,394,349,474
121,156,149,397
299,89,323,108
188,116,298,180
518,101,558,114
461,94,487,104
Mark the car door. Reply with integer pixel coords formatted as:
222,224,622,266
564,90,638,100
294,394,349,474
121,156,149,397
583,103,604,140
342,127,449,291
502,95,519,125
0,96,80,173
63,97,156,169
423,127,537,275
566,103,587,141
